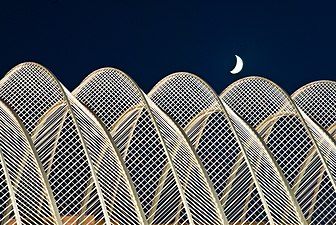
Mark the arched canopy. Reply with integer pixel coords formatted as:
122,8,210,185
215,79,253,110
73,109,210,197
149,73,219,129
73,68,227,225
0,63,65,134
292,80,336,138
0,62,147,225
220,76,336,224
149,73,306,225
0,100,61,224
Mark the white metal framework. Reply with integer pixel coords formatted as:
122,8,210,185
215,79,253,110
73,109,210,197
0,100,61,224
0,63,147,225
220,77,336,224
292,80,336,139
148,73,306,225
0,62,335,225
73,68,227,225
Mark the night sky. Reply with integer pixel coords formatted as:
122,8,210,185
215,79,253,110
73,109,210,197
1,0,335,94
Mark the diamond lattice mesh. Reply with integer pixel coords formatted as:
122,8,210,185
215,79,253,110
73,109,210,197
292,81,336,133
148,73,304,225
1,63,146,225
220,77,336,224
1,62,335,225
0,63,64,133
0,100,60,224
74,68,227,225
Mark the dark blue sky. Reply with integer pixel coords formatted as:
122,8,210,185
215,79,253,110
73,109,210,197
1,0,335,94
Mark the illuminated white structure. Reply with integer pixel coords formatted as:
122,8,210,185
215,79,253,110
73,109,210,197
292,80,336,139
0,100,61,224
73,68,227,225
149,73,306,225
0,62,335,225
220,77,336,224
0,63,147,225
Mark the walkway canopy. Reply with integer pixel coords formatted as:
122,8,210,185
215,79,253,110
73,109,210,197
73,68,227,225
0,63,147,225
149,73,306,225
220,77,336,224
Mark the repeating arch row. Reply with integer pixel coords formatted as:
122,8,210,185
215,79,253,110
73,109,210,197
0,63,147,225
149,74,306,225
0,62,334,225
0,100,61,224
220,77,336,224
73,68,227,225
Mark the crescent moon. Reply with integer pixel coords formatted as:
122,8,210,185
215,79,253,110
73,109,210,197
230,55,243,74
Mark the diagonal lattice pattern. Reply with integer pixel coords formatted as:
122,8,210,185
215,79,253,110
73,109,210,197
0,63,147,225
0,62,335,225
73,68,227,225
220,77,336,224
0,100,61,224
291,80,336,138
148,73,306,225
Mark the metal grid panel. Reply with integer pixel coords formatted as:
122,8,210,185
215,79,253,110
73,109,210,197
301,112,336,182
148,73,305,225
300,110,336,224
292,80,336,137
149,101,225,225
220,76,336,224
33,106,107,224
149,73,218,128
73,68,143,130
70,94,145,224
0,158,15,225
0,63,147,225
114,106,188,225
0,100,61,224
227,107,303,225
73,68,227,225
1,61,334,224
0,63,64,133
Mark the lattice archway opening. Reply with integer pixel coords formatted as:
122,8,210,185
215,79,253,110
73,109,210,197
148,73,306,225
220,77,336,224
0,63,147,225
74,68,228,225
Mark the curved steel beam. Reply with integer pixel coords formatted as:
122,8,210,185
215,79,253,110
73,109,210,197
73,68,228,225
220,76,336,224
0,62,147,225
0,100,62,224
148,73,306,225
292,80,336,133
